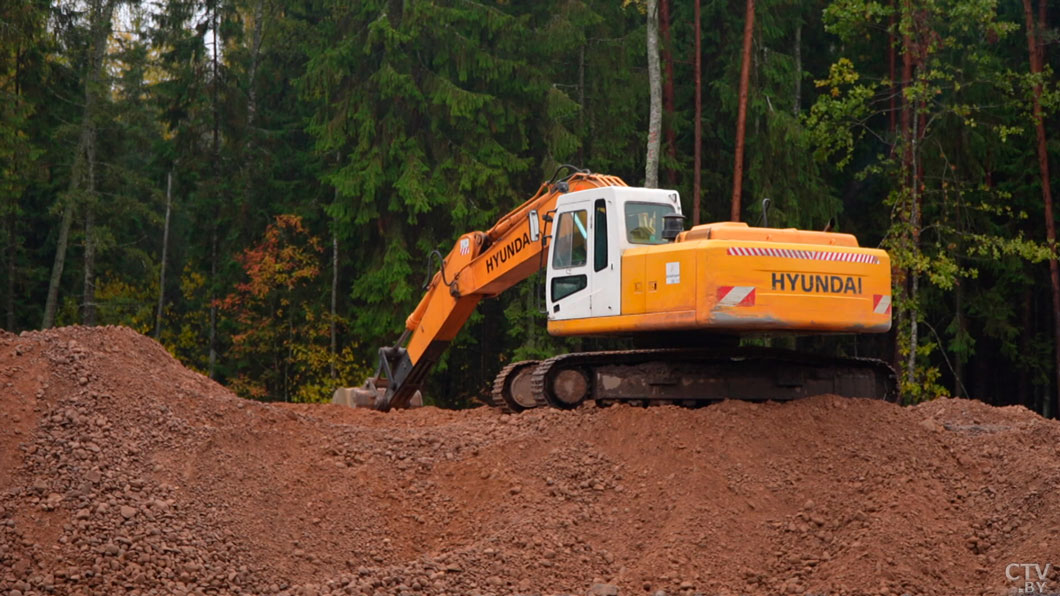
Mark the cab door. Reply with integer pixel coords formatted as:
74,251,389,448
548,198,620,320
547,202,592,320
588,198,620,317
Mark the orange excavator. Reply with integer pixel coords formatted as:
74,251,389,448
336,166,895,412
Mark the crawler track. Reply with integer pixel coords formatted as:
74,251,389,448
489,347,896,410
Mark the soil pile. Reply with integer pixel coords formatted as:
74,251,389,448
2,326,1059,596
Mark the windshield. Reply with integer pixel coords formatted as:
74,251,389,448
624,202,676,244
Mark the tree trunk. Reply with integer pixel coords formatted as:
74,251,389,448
793,23,801,115
899,0,914,186
693,0,702,225
907,270,918,389
584,44,595,165
954,278,964,397
1039,0,1046,46
731,0,755,221
82,199,96,325
241,0,266,234
900,1,915,193
888,0,897,138
82,127,99,325
208,229,217,378
211,0,220,157
330,214,338,380
644,0,662,188
578,45,586,165
5,205,14,331
8,47,21,330
207,0,220,379
42,0,115,329
155,172,173,339
246,0,264,129
1020,287,1032,409
905,96,921,391
284,318,291,402
659,0,677,186
892,0,915,383
1022,0,1060,417
43,205,73,329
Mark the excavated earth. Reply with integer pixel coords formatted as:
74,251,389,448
2,326,1060,596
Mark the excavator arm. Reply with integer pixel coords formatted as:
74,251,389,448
357,168,627,411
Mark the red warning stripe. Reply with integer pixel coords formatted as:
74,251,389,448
873,294,892,315
717,286,756,307
727,247,880,264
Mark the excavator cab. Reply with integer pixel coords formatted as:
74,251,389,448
546,187,680,322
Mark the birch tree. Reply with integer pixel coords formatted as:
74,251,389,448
644,0,661,188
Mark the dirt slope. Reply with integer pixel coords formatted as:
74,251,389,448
2,326,1059,596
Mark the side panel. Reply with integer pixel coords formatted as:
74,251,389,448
621,252,646,315
696,241,891,332
619,245,696,315
644,247,697,314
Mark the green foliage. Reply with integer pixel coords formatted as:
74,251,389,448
160,266,214,373
805,58,877,170
289,328,371,404
94,277,157,333
300,0,580,346
809,0,1059,404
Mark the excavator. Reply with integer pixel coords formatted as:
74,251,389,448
333,166,895,412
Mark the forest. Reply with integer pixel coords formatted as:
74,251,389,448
0,0,1057,413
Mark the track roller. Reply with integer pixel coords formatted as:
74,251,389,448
490,360,542,412
531,356,593,409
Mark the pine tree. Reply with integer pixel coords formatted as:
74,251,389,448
42,0,122,328
0,0,48,330
301,1,576,346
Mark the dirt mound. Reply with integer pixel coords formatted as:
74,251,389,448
2,326,1059,596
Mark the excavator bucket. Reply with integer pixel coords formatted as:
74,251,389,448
330,386,378,408
331,378,423,409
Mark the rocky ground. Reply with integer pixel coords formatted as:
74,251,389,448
1,326,1059,596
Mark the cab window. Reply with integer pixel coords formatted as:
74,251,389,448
552,210,588,268
594,199,607,272
625,202,675,245
551,275,587,302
